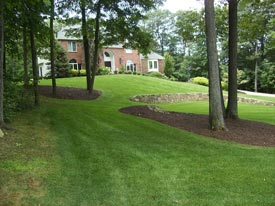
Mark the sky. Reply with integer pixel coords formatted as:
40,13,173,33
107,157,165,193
161,0,204,12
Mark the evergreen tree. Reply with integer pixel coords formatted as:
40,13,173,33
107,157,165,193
54,42,71,78
164,53,174,78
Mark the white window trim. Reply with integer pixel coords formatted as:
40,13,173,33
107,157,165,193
126,60,136,72
148,60,159,72
70,63,79,70
125,49,133,53
68,41,77,52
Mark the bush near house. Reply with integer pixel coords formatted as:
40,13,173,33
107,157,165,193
97,66,112,75
70,70,86,77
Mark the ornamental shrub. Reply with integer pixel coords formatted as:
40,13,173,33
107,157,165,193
191,77,209,86
145,72,163,78
97,67,111,75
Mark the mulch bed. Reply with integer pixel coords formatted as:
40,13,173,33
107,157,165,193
38,85,101,100
120,106,275,147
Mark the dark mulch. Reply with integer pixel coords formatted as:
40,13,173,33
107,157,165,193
120,106,275,147
38,85,101,100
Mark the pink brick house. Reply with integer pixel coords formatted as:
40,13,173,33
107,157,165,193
55,27,164,74
100,45,164,73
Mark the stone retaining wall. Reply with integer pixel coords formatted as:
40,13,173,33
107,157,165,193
130,93,275,106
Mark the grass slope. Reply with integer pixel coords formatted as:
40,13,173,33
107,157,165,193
1,75,275,206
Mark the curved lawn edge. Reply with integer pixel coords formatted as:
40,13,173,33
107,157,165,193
119,105,275,147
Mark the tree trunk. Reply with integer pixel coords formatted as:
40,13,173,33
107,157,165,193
50,0,56,96
254,42,258,93
81,0,92,93
23,26,29,87
0,2,4,124
219,65,225,116
30,28,39,106
91,2,101,93
226,0,238,119
204,0,226,131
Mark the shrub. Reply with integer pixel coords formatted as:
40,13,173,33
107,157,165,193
119,65,126,74
78,70,86,76
145,72,163,79
164,53,175,78
221,82,228,91
125,71,133,75
4,81,34,122
191,77,209,86
69,70,86,77
97,67,111,75
173,70,188,82
70,70,79,77
169,76,178,81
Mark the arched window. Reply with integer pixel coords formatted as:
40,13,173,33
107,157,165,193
69,59,77,63
104,52,110,57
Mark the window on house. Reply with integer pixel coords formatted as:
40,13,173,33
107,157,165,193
104,52,110,57
125,49,132,53
69,59,79,70
148,60,158,71
126,60,136,72
68,41,77,52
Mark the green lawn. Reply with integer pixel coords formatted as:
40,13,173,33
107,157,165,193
1,75,275,206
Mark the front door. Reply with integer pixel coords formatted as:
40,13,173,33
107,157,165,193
104,61,112,68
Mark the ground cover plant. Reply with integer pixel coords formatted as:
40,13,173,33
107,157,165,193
1,75,275,205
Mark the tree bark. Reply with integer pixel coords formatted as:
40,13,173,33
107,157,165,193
91,2,101,93
30,28,39,106
0,1,4,124
50,0,56,96
81,0,92,93
226,0,239,119
204,0,226,131
23,26,29,87
254,42,258,92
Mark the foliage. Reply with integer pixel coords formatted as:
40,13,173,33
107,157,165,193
119,65,126,74
3,78,34,122
97,66,111,75
221,81,228,91
191,77,209,86
70,69,86,77
163,53,175,78
145,71,164,79
54,42,71,78
144,9,176,55
259,60,275,93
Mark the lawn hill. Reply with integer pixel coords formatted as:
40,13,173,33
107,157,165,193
0,75,275,205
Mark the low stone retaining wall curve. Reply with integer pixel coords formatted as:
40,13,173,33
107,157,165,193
130,93,275,106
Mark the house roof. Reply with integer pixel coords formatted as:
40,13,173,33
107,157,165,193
56,26,81,40
141,52,164,60
104,44,124,49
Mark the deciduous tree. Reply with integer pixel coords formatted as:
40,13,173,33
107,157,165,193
204,0,226,130
226,0,238,119
50,0,57,96
0,0,4,125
